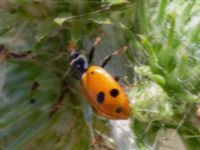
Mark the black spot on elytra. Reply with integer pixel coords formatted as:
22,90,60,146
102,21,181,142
90,71,94,74
97,91,105,104
115,107,122,113
110,88,119,97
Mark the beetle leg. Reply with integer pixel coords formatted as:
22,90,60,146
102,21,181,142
114,76,120,82
88,33,104,64
101,46,128,68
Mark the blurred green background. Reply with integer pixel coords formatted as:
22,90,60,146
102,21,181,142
0,0,199,150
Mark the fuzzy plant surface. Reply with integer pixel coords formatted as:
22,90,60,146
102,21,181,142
0,0,199,150
127,0,200,149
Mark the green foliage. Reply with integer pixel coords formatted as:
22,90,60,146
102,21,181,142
0,0,200,149
128,0,200,149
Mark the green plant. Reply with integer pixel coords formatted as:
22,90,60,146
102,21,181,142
0,0,200,150
128,0,200,149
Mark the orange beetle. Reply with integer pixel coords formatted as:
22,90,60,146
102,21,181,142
69,37,131,120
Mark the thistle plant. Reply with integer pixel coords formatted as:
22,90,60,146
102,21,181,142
0,0,199,150
128,0,200,149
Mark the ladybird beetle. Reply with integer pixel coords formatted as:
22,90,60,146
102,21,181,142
69,37,131,120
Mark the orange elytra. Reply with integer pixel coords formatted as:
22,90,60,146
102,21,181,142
69,37,131,120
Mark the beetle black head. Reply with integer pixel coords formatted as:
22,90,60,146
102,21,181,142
69,51,88,78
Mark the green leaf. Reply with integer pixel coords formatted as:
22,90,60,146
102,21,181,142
129,81,173,122
155,0,168,24
7,113,49,150
35,21,58,42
